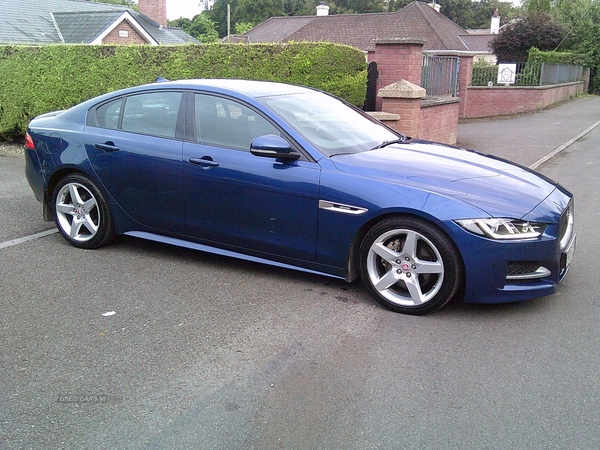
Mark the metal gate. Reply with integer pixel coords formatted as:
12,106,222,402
421,55,459,97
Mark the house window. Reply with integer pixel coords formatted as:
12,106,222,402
119,30,129,38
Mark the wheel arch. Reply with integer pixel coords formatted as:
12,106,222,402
45,168,101,219
346,211,466,285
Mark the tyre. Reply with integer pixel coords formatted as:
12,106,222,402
359,216,463,315
52,173,115,249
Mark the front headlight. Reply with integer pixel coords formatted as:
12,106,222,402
455,218,547,240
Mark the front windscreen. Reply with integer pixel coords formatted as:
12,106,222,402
259,92,399,156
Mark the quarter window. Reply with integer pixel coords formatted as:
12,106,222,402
94,98,122,130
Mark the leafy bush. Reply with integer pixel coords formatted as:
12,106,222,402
471,61,498,86
490,13,565,63
528,47,586,65
0,43,367,140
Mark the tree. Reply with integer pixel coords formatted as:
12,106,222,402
440,0,523,30
527,0,550,14
205,0,240,37
333,0,384,13
233,0,286,25
490,12,565,62
235,22,255,34
386,0,522,29
551,0,600,91
471,0,521,30
169,14,220,43
440,0,477,29
387,0,413,11
284,0,317,16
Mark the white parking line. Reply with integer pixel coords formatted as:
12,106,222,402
0,229,58,250
529,119,600,170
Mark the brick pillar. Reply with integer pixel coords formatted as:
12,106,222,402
138,0,168,27
368,38,426,111
457,54,473,119
378,80,426,138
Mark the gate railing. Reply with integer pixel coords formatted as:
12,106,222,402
421,54,460,98
471,62,584,87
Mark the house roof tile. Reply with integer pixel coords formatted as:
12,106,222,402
459,34,494,53
0,0,197,45
54,11,125,44
245,2,471,52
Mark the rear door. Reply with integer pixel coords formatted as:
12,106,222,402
84,90,186,233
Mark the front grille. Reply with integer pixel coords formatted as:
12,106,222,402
506,261,551,284
507,261,542,277
559,201,574,250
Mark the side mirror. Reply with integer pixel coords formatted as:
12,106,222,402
250,135,300,161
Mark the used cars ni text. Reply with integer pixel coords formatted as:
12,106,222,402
24,79,576,314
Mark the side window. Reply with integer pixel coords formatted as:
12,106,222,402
194,93,281,150
121,92,182,138
93,98,122,129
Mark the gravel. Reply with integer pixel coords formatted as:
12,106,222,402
0,142,24,156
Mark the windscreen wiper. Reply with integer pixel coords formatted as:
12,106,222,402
372,134,406,149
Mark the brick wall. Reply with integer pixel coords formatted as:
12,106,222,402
418,99,460,144
102,21,149,45
369,39,426,111
138,0,168,27
369,40,461,145
457,55,472,118
463,82,585,119
381,99,421,135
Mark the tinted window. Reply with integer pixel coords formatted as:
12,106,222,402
94,98,122,129
194,94,280,150
121,92,182,138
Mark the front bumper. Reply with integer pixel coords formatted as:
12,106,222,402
453,192,575,304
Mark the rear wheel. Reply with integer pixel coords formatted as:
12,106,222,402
52,174,115,249
359,217,463,315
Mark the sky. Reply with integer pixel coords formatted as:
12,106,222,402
166,0,208,20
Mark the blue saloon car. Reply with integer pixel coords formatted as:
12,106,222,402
24,79,576,314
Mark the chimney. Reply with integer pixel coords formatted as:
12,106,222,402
491,9,500,34
316,2,330,16
138,0,168,27
427,1,441,13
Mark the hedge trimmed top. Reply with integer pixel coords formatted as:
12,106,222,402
0,42,367,140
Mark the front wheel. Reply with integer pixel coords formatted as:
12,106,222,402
52,173,115,249
359,217,463,315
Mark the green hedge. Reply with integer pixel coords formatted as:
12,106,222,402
528,47,586,65
0,43,367,140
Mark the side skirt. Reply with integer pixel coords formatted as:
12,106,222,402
125,231,346,281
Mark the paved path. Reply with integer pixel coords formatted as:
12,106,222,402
457,95,600,168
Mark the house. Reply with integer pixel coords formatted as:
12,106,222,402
462,9,503,63
243,1,501,63
245,2,470,53
0,0,198,45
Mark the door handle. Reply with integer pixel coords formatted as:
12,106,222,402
95,142,120,153
189,157,220,168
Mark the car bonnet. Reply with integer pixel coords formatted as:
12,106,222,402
330,141,558,219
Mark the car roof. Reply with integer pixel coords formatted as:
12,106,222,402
146,79,316,98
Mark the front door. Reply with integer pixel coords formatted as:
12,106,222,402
182,93,320,262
